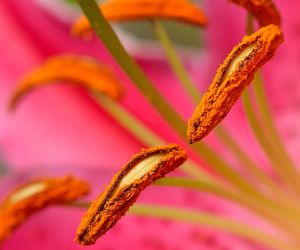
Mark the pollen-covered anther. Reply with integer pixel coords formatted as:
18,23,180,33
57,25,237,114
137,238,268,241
0,176,90,244
8,54,123,110
229,0,281,27
75,144,187,245
187,24,283,144
72,0,208,39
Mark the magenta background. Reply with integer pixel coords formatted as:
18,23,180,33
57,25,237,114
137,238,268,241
0,0,299,249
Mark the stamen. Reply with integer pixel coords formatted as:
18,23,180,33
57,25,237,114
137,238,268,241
9,54,123,110
72,0,208,39
229,0,281,27
152,20,278,193
187,24,283,143
76,0,275,197
75,144,187,245
0,176,89,243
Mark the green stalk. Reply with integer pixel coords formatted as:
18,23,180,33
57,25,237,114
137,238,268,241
152,20,200,103
0,157,8,176
213,127,281,194
246,14,254,34
242,89,300,195
156,177,300,235
76,0,266,197
252,73,300,186
156,177,267,211
244,14,300,195
0,166,7,175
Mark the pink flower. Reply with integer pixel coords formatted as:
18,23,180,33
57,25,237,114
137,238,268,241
0,0,299,250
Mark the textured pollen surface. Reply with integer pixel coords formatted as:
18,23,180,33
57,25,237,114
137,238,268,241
0,176,89,244
75,144,187,245
9,54,123,110
230,0,281,26
72,0,208,38
187,24,283,144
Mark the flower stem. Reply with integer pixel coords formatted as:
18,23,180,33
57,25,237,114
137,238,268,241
156,177,300,236
244,14,300,196
213,122,279,194
242,89,300,196
0,166,7,176
152,20,200,103
252,73,300,188
76,0,267,198
246,14,254,34
156,177,253,205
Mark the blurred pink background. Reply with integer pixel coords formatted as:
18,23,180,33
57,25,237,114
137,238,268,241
0,0,299,249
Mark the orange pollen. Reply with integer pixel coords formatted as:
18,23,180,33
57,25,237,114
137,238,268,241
187,24,283,144
0,176,90,244
72,0,208,39
8,54,123,110
229,0,281,27
75,144,187,245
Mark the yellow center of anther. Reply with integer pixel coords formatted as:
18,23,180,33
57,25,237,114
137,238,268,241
118,154,166,189
9,182,47,204
224,43,256,80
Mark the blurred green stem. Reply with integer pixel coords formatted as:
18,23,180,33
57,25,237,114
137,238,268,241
152,20,200,103
243,13,300,196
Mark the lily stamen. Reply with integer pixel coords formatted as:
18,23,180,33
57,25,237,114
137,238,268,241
72,0,208,39
9,54,123,110
230,0,281,27
4,0,300,249
187,24,283,143
0,176,89,243
76,144,187,245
